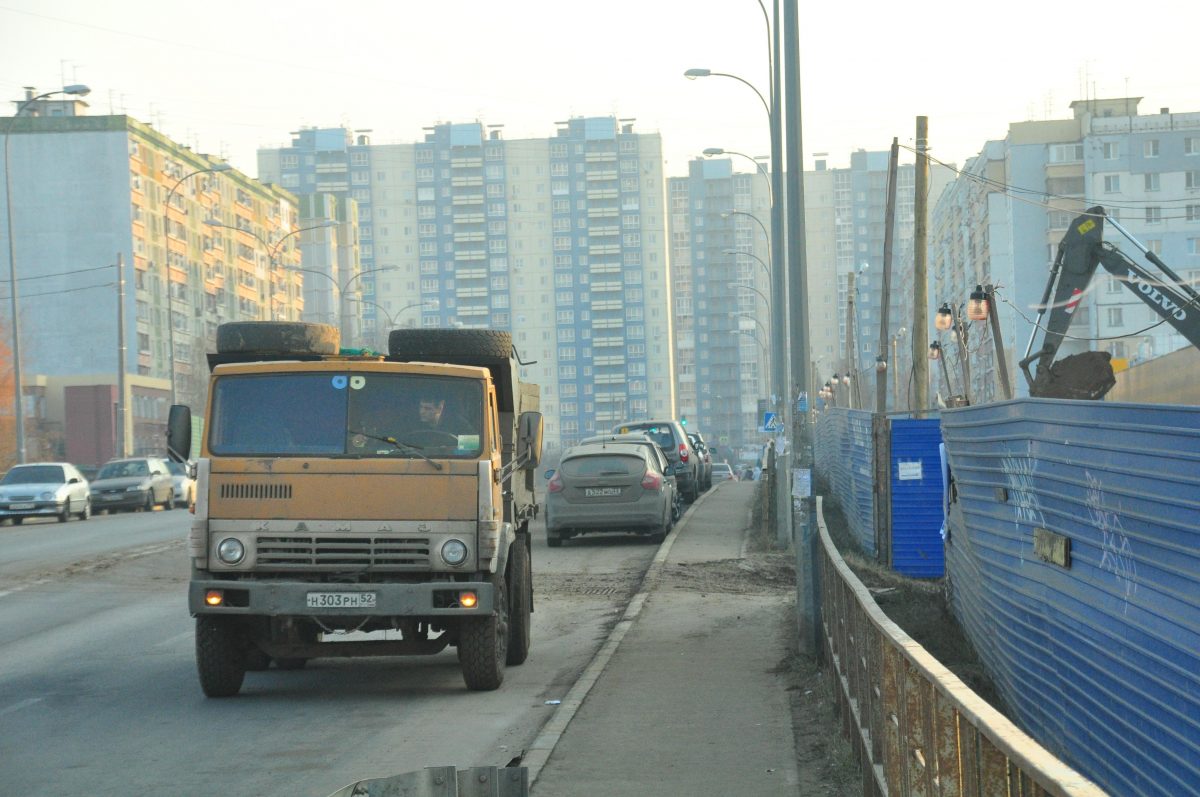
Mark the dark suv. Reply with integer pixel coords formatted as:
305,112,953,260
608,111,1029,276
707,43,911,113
612,419,700,502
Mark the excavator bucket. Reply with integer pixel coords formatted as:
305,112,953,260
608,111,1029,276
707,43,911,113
1028,351,1116,400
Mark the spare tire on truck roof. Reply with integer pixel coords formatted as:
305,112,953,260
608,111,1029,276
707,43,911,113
388,329,513,364
216,321,340,356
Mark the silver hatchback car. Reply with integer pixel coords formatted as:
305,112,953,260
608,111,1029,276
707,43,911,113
544,443,675,547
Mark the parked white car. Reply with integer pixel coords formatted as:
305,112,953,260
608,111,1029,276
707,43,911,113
0,462,92,523
166,459,196,508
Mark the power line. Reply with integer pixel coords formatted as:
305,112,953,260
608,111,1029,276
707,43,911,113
0,281,114,301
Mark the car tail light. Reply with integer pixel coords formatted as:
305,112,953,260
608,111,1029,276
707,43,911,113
678,443,689,462
547,473,564,493
641,472,662,491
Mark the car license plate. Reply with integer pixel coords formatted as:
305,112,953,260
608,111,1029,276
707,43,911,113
585,487,621,497
306,592,377,609
8,503,34,510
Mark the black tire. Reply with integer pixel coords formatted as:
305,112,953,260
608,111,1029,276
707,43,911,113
274,657,308,670
388,328,512,363
546,531,563,548
11,517,22,525
143,492,154,512
161,489,174,511
458,570,509,690
57,503,70,523
78,498,91,521
506,538,531,666
244,647,271,672
216,321,339,356
195,616,247,698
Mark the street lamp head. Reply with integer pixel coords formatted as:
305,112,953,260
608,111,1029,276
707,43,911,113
62,84,91,97
935,303,953,331
702,147,724,156
683,68,711,80
967,284,989,321
209,162,233,173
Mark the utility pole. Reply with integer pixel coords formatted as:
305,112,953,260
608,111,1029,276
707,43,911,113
913,117,930,414
769,0,786,426
876,139,899,414
116,253,127,458
783,0,807,441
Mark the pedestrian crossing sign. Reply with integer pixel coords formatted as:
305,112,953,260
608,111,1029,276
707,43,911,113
762,412,781,432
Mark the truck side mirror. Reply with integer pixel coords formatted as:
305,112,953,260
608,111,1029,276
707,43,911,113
518,411,544,469
167,404,192,463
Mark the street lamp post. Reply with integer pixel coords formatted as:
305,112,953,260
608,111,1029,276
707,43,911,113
204,217,334,325
704,148,772,204
4,84,91,464
163,163,231,405
686,66,786,426
282,264,400,345
344,297,434,350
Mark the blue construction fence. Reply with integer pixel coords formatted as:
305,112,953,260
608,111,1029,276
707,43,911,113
941,398,1200,797
813,407,945,577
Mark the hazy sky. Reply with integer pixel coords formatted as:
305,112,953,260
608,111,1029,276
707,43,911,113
1,0,1195,179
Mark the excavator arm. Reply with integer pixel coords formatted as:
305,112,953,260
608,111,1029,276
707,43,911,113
1020,206,1200,399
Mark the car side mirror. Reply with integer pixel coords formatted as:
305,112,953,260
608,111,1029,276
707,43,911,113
167,405,192,463
518,411,543,468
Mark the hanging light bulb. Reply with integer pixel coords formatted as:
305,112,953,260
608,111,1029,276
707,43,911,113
875,356,887,373
935,303,953,331
928,341,942,360
831,373,841,385
967,285,988,321
842,373,850,385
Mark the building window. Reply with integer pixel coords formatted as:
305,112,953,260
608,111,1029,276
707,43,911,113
1103,175,1120,193
1049,143,1084,163
1106,307,1123,327
1187,171,1200,190
1144,139,1160,158
1144,173,1161,191
1102,142,1120,160
1146,206,1162,224
1187,204,1200,222
1189,238,1200,256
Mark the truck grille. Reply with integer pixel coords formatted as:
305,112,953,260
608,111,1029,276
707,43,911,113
221,483,293,500
254,535,431,569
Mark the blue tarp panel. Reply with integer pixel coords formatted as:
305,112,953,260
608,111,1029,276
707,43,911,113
815,408,875,556
889,418,944,577
941,398,1200,797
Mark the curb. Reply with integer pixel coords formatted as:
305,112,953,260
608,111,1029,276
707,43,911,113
523,483,726,785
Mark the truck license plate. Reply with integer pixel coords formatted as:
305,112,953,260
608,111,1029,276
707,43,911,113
306,592,377,609
585,487,621,497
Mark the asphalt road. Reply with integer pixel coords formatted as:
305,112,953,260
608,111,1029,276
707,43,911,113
0,506,658,796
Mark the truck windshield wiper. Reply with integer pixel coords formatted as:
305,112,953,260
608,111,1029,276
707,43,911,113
350,430,443,471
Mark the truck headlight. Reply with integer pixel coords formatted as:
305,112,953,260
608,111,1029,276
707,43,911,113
216,538,245,565
440,539,468,567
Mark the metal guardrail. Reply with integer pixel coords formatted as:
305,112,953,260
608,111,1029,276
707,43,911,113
815,497,1106,797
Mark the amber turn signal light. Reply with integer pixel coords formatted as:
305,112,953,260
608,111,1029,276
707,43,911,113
205,590,224,606
459,591,478,608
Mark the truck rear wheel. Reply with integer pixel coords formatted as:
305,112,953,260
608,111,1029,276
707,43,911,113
196,616,247,698
458,571,509,690
216,321,340,356
506,538,531,666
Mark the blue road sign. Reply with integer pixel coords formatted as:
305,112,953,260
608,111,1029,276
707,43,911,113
762,412,780,432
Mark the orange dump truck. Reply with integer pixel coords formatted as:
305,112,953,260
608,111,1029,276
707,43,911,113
167,322,542,697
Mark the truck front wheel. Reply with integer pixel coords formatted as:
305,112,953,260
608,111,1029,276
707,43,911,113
506,539,532,666
458,571,509,690
196,616,247,698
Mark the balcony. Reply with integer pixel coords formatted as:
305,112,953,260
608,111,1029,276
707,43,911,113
586,170,618,182
451,156,483,168
454,231,486,243
587,188,619,201
452,194,485,206
454,213,485,225
453,249,487,261
451,175,484,188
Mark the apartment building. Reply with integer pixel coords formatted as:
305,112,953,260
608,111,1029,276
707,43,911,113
260,116,674,452
1,89,303,460
931,98,1200,402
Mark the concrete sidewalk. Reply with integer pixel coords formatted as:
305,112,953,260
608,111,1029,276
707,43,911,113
527,480,800,796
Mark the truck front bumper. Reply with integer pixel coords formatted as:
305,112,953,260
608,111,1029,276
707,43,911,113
189,579,495,617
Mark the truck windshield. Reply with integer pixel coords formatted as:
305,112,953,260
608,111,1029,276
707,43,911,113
209,372,484,458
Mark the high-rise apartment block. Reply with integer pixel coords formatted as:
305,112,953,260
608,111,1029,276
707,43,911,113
259,116,673,452
1,90,302,461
